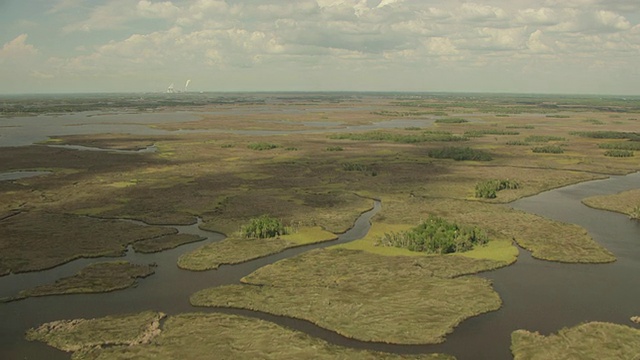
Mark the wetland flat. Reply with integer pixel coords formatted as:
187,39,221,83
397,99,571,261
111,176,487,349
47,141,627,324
1,92,639,359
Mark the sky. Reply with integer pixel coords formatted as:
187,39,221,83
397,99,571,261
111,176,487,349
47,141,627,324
0,0,639,95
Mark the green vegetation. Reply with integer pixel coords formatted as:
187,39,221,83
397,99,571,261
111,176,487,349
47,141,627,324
247,142,279,150
506,125,534,129
582,189,640,219
0,211,174,275
475,179,520,199
242,215,287,239
177,226,336,271
546,114,570,118
326,146,344,151
329,131,467,143
191,248,504,344
506,140,529,146
435,117,468,124
4,261,153,302
29,312,451,360
573,131,640,140
376,216,488,254
598,142,640,150
284,147,298,151
464,129,519,137
604,149,634,157
26,311,165,354
220,143,234,148
525,135,566,142
428,147,493,161
511,322,640,360
132,234,205,253
405,126,422,130
372,110,447,117
532,145,564,154
583,118,605,125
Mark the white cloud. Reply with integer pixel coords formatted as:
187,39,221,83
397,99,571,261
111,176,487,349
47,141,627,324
3,0,640,94
0,34,38,60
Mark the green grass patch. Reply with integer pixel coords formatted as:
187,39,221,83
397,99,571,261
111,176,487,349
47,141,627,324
532,145,564,154
604,149,634,157
428,147,493,161
247,142,279,150
435,117,468,124
475,179,520,199
511,322,640,360
506,140,529,146
326,146,344,151
464,129,519,137
598,142,640,150
572,131,640,140
506,125,534,129
545,114,570,118
525,135,566,142
329,131,467,143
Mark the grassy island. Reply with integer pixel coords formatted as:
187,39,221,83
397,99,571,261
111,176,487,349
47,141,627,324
27,312,452,360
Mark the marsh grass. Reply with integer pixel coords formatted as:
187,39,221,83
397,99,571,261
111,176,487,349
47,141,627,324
191,248,504,344
6,261,154,301
428,147,493,161
132,234,205,253
177,226,336,271
435,117,468,124
598,141,640,151
0,211,175,275
475,179,520,199
532,145,564,154
329,131,467,143
247,142,279,150
582,189,640,219
31,312,452,360
26,311,165,353
511,322,640,360
525,135,565,143
604,149,634,157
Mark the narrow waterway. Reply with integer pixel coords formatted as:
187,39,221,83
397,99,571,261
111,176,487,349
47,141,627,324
0,172,639,359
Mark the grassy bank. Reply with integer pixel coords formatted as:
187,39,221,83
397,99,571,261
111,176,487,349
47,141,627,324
191,248,504,344
178,226,336,271
5,261,153,302
511,322,640,359
582,188,640,218
28,312,452,360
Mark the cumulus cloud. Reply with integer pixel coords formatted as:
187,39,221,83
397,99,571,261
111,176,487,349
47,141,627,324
0,34,38,60
4,0,640,93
